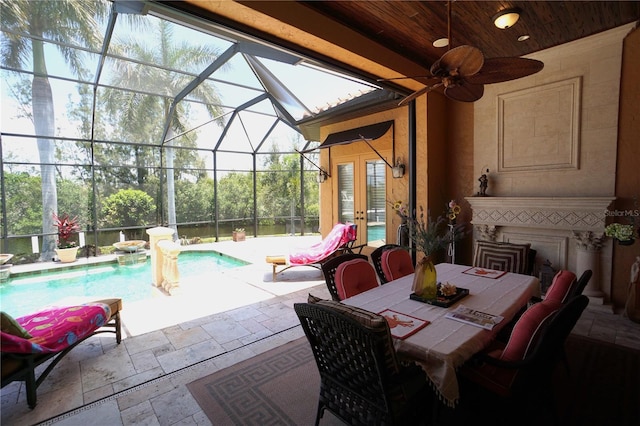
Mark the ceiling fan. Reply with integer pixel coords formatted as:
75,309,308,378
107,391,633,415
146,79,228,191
384,1,544,105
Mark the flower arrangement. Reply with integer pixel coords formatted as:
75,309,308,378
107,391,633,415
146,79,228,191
447,200,462,223
52,213,80,249
605,223,635,242
391,201,461,257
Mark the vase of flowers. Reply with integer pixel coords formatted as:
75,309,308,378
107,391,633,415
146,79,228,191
605,223,636,246
53,213,80,262
393,202,463,299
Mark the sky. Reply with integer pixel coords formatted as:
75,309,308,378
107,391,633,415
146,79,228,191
1,5,376,172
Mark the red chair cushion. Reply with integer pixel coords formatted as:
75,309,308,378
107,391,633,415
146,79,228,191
544,270,577,304
335,259,379,300
381,249,414,282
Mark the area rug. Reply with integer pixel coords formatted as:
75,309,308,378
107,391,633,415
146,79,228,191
187,338,342,425
188,334,639,426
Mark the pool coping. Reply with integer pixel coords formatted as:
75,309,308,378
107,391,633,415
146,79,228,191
2,248,249,280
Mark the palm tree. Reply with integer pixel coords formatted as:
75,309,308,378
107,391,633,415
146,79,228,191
104,19,226,238
1,0,107,260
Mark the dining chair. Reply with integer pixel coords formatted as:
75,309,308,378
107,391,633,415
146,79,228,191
321,253,368,301
498,270,576,351
568,269,593,300
294,299,432,425
380,248,414,282
370,244,401,283
458,295,589,425
334,257,379,300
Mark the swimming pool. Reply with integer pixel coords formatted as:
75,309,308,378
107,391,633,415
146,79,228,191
0,251,247,318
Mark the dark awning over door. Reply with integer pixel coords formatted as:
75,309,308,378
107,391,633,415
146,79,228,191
317,120,393,149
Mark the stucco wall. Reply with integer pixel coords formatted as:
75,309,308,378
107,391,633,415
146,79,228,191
473,24,634,197
471,23,637,309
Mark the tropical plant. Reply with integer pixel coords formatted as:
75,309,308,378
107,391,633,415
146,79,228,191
52,213,80,249
0,0,107,260
101,189,156,240
103,19,226,238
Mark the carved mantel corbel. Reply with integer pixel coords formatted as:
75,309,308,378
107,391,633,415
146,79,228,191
475,224,498,241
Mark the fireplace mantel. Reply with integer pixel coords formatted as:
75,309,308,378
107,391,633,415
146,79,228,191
464,197,615,232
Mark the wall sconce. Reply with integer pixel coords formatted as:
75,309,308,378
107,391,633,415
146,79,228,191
493,8,520,29
392,163,405,178
317,168,329,183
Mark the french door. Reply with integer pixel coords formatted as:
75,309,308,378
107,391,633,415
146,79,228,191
334,154,388,246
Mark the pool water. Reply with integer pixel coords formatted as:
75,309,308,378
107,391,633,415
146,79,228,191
0,251,247,318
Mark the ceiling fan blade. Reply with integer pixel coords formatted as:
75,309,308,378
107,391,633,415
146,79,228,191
377,75,434,82
466,57,544,85
430,45,484,78
398,82,443,106
444,82,484,102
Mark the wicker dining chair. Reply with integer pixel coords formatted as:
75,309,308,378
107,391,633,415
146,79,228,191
294,300,432,426
370,244,401,283
321,253,369,301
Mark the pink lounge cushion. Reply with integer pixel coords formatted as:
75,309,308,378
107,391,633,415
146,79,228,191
381,248,414,282
544,270,577,304
288,223,354,265
335,258,379,300
1,303,111,354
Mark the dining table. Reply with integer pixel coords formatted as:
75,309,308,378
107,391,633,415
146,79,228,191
341,262,540,407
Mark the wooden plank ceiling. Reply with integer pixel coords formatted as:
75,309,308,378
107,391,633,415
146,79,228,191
300,1,640,67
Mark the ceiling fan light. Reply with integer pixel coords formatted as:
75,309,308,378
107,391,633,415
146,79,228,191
433,38,449,48
493,8,520,29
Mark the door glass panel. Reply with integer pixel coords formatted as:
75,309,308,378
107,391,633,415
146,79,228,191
366,160,386,243
337,163,354,224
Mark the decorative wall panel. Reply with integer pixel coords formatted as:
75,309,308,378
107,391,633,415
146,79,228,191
497,77,582,172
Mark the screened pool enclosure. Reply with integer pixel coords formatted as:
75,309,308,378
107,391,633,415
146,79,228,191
0,0,391,263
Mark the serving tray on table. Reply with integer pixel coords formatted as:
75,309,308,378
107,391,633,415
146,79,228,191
410,286,469,308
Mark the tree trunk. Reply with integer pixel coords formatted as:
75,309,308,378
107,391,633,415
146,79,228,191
32,38,58,262
165,128,177,241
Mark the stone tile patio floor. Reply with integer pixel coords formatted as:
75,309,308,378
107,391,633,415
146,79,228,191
2,236,639,425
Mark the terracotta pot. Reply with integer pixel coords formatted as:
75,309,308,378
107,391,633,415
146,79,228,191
56,247,79,263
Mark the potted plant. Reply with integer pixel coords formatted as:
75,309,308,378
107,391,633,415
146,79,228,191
392,201,465,300
605,223,636,246
232,228,246,242
53,213,81,262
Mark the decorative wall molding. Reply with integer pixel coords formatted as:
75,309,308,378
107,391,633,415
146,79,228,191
465,197,615,231
497,77,582,172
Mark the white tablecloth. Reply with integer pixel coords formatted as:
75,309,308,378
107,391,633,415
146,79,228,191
342,263,539,407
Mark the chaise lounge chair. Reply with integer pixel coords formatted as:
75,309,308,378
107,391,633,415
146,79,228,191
266,223,361,281
1,298,122,408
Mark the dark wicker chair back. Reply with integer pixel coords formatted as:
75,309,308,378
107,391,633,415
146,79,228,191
370,244,401,284
569,269,592,300
321,253,368,301
294,302,430,426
